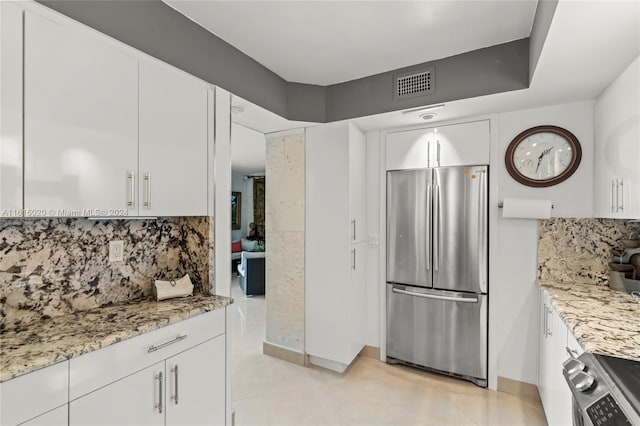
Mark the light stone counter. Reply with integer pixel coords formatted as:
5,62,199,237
539,281,640,362
0,294,232,382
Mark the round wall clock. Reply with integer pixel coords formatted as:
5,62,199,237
505,125,582,187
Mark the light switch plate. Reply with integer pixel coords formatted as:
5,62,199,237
109,240,124,262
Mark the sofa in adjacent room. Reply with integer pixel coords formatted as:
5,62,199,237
237,251,266,296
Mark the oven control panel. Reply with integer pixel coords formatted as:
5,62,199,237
587,394,632,425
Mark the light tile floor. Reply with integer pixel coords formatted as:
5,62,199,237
230,277,547,426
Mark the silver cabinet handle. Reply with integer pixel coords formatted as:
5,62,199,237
546,306,553,337
437,140,441,166
148,335,187,353
351,248,356,270
144,172,151,209
351,219,356,241
155,371,163,413
427,140,431,166
618,179,624,212
611,179,616,213
543,305,548,337
171,365,179,405
127,170,136,208
392,287,478,303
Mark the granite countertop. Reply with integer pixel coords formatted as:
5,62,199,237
0,294,233,382
539,281,640,362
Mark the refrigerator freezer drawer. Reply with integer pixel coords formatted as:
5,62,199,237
386,284,487,383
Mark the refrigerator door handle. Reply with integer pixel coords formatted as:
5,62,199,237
477,169,488,292
392,287,478,303
426,184,432,270
433,184,440,272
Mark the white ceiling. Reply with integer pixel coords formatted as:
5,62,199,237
167,0,640,170
165,0,537,85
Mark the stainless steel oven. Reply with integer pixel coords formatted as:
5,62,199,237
563,351,640,425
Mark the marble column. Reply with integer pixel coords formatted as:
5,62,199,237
264,129,306,362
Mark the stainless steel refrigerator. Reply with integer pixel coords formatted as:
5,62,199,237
386,165,488,387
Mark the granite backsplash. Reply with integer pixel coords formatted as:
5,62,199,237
0,217,213,330
538,218,640,285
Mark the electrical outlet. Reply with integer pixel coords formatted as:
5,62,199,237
109,240,124,262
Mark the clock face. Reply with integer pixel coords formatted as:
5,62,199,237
505,125,582,187
512,132,574,180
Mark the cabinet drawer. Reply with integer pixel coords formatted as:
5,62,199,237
0,360,68,426
69,308,225,400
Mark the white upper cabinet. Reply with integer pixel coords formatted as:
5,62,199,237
386,120,490,170
23,11,139,215
434,120,490,167
348,123,366,244
594,55,640,219
139,60,208,216
385,127,432,170
0,2,24,216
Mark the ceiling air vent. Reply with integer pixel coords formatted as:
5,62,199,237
394,67,434,100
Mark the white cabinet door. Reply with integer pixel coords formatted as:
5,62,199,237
385,120,490,171
0,2,23,216
306,123,365,372
19,405,68,426
24,11,138,215
434,120,490,167
348,242,366,359
165,336,226,426
538,291,573,426
385,128,432,170
349,124,366,244
594,56,640,219
139,60,208,216
0,361,69,426
70,362,164,426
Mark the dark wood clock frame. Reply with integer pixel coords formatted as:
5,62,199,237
505,125,582,187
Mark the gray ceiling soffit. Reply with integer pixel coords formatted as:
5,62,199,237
325,39,530,122
529,0,559,83
37,1,530,125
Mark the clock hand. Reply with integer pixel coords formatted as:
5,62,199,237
535,148,553,173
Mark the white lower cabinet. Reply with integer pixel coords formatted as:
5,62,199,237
538,289,574,426
165,336,226,426
20,406,68,426
1,309,228,426
0,360,68,426
70,362,163,426
69,335,226,426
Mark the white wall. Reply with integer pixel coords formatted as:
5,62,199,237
365,99,595,387
495,101,594,385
